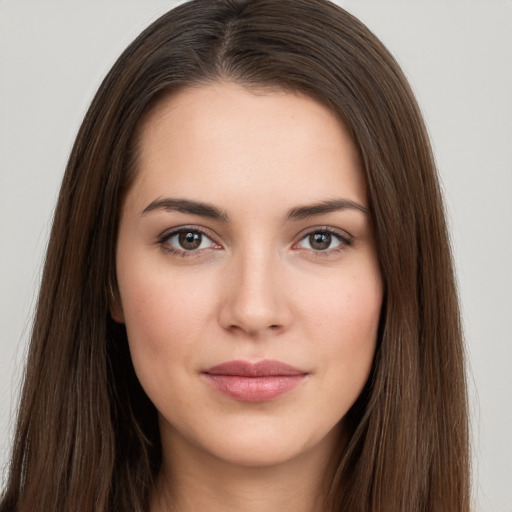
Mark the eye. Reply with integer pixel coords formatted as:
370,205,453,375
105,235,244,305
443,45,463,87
158,227,220,256
295,228,351,253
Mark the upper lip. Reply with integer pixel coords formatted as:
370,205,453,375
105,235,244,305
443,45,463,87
203,359,308,377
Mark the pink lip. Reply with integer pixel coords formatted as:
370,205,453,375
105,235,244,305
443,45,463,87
202,360,308,402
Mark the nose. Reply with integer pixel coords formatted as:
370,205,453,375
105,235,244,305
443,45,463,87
218,248,292,338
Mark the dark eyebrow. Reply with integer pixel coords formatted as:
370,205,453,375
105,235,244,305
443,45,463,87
285,198,368,221
141,197,367,223
141,197,229,222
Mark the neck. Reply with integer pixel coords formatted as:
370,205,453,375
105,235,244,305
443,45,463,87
151,425,343,512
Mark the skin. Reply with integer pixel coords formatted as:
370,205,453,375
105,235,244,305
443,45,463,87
114,82,383,512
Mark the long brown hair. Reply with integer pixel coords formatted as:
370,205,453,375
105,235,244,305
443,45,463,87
0,1,469,511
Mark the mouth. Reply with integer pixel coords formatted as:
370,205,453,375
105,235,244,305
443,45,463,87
202,360,309,402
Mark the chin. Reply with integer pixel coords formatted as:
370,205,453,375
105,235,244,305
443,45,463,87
213,441,303,468
185,417,343,470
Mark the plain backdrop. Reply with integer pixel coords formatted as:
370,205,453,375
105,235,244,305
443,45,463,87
1,1,511,510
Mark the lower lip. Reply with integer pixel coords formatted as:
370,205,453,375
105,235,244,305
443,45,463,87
203,374,307,402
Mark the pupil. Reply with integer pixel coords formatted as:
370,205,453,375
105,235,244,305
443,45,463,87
179,231,201,250
310,232,331,250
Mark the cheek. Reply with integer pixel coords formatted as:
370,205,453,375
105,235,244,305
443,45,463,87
116,260,217,380
301,260,382,341
299,262,382,394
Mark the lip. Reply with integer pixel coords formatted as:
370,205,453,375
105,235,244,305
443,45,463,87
202,360,308,402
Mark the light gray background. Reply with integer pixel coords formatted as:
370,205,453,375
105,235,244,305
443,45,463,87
1,1,511,510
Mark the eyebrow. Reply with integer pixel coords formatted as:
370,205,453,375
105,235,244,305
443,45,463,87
285,198,368,220
141,197,229,221
141,197,368,221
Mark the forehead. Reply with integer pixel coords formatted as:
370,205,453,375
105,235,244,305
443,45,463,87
129,81,367,212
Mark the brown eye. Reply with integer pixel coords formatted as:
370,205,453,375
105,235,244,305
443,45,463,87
179,231,202,250
309,232,331,251
295,229,351,254
159,228,219,255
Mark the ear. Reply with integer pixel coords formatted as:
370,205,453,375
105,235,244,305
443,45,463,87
109,282,125,323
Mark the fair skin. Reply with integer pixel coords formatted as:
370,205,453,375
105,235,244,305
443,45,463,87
114,82,383,512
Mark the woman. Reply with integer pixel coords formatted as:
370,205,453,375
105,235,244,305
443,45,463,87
0,0,470,511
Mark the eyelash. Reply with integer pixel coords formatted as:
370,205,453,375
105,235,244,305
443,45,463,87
294,227,352,256
157,226,218,258
157,226,352,258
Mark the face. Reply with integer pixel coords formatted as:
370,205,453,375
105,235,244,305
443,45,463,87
114,82,383,469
